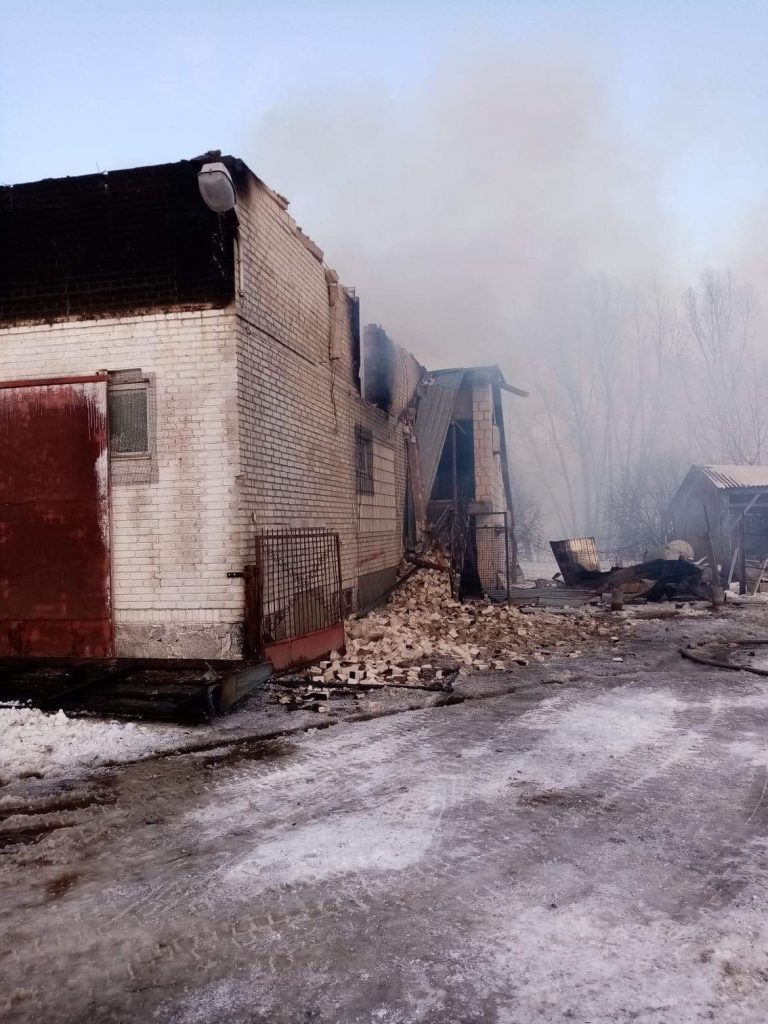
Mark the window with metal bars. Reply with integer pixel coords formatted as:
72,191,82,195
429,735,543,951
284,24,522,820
109,383,150,455
107,369,157,484
355,425,374,495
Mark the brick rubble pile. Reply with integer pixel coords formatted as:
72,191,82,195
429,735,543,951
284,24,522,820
305,569,630,689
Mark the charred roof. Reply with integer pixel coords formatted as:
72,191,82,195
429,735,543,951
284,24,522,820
430,364,528,397
0,156,244,326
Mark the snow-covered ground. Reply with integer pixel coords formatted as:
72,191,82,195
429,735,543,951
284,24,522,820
4,645,768,1024
0,594,763,790
0,705,195,785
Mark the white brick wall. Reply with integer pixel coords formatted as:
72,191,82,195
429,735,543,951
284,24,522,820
0,164,424,659
357,443,398,534
232,174,422,599
0,310,244,656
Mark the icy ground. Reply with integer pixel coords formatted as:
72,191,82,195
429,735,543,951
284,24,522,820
0,706,199,785
3,606,768,1022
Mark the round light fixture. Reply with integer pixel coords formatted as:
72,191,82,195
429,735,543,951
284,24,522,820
197,161,237,213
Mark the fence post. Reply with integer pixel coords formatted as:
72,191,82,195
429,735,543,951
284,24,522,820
739,518,748,595
335,533,344,621
504,511,511,604
243,542,264,658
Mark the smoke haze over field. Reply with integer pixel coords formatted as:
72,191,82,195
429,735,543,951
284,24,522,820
247,39,768,547
249,46,674,368
247,37,766,360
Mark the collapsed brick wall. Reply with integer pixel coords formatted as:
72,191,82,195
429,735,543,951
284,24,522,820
0,162,235,326
232,172,423,607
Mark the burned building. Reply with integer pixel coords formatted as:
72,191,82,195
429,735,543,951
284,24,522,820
415,366,526,598
0,155,426,667
670,465,768,585
0,154,522,671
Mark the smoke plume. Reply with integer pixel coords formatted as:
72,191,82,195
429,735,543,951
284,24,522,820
246,43,766,547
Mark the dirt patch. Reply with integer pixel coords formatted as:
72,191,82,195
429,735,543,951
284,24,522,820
519,788,604,810
200,739,296,768
45,871,80,899
0,789,116,823
0,820,75,850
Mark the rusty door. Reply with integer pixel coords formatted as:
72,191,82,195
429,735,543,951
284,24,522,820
0,375,114,657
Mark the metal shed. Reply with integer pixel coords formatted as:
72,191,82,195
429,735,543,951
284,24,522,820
669,465,768,588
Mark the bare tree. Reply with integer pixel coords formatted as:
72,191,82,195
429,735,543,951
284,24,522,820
603,457,685,561
508,471,545,561
513,277,686,543
685,269,768,464
511,269,764,555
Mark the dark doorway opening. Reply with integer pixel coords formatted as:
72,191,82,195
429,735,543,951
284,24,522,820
432,420,475,503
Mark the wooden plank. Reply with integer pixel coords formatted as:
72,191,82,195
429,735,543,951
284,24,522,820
508,587,595,606
751,558,768,596
740,518,748,595
407,430,427,537
727,547,739,587
703,504,721,588
218,661,273,710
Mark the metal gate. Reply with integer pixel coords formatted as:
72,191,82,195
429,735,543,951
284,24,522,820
451,510,514,603
248,528,344,670
0,375,113,657
474,511,513,602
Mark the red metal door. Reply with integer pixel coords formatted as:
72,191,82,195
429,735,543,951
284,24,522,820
0,375,113,657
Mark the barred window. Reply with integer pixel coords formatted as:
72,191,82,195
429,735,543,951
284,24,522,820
107,369,157,485
355,426,374,495
109,382,149,455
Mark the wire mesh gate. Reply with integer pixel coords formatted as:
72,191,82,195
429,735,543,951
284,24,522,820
247,528,345,670
450,510,514,603
475,512,513,601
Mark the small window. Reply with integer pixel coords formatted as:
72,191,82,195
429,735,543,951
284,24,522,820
355,426,374,495
107,369,157,484
109,383,149,455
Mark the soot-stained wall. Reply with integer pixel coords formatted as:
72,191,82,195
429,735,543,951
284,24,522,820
0,160,235,326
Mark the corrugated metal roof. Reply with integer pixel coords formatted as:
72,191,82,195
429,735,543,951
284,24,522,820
431,364,528,397
414,370,465,501
696,465,768,490
432,365,499,377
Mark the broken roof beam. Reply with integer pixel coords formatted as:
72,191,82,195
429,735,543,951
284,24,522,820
499,382,529,397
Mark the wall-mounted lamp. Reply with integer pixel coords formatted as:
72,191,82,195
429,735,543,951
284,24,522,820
197,161,237,213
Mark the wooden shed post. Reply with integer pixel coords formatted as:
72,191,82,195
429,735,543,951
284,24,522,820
739,517,748,595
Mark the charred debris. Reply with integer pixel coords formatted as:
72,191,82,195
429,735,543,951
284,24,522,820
546,537,706,606
274,565,636,715
274,528,707,715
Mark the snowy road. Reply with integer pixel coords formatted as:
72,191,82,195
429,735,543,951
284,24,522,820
3,652,768,1022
